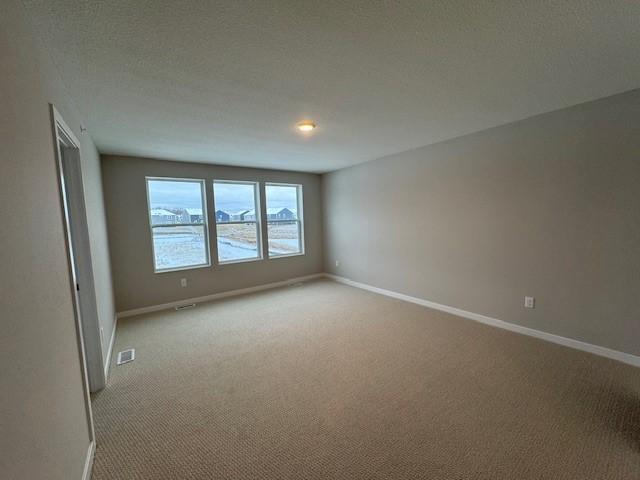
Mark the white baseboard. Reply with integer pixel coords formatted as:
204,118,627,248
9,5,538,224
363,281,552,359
116,273,325,319
104,315,118,381
82,441,95,480
324,273,640,368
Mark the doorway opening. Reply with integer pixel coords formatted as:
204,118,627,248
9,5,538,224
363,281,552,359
51,106,106,396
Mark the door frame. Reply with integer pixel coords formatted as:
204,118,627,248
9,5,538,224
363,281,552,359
50,105,97,455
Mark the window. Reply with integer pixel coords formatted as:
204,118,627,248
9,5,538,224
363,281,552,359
265,183,304,257
146,178,210,272
213,180,262,263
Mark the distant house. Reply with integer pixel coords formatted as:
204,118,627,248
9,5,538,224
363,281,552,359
184,208,204,223
242,210,256,221
231,209,251,221
267,207,295,220
243,207,296,221
215,210,230,222
150,208,178,225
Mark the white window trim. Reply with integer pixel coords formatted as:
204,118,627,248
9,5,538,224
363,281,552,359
146,176,211,273
265,182,305,259
213,179,263,265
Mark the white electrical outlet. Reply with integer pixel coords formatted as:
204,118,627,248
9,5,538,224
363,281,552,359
335,260,340,267
524,296,535,309
180,278,187,288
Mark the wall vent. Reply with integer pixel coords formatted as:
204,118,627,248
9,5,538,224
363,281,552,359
175,303,196,311
117,348,135,365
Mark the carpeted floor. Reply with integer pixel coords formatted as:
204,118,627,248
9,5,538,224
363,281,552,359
91,279,640,479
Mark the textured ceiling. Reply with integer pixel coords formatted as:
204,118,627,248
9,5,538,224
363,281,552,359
23,0,640,172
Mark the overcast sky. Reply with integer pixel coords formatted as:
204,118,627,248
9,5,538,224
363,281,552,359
148,180,298,213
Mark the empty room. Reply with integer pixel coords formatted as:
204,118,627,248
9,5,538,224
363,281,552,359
2,1,640,479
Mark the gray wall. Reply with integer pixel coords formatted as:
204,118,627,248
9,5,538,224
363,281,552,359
83,146,117,367
323,89,640,357
0,0,114,477
102,155,323,312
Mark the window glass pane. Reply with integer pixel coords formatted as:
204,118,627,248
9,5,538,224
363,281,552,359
267,221,300,256
152,225,208,270
265,184,303,256
148,179,205,225
146,178,209,271
216,222,260,262
213,181,261,262
213,182,257,223
265,185,299,220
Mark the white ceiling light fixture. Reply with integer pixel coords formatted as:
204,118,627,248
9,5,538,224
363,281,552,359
296,121,316,133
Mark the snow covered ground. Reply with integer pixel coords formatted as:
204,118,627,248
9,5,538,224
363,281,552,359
217,237,299,261
153,232,207,270
268,238,300,255
152,227,300,269
217,237,259,262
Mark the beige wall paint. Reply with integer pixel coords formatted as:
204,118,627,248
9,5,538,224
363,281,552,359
102,155,323,312
0,0,116,478
323,89,640,357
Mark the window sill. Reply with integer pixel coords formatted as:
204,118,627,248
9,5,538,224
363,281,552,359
154,262,211,274
218,256,263,266
268,252,305,260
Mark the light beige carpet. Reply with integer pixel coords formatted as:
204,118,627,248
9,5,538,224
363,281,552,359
91,279,640,479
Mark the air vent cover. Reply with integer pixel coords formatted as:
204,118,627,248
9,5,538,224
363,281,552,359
117,348,135,365
175,303,196,311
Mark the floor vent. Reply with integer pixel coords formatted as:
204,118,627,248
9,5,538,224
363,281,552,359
117,348,135,365
175,303,196,311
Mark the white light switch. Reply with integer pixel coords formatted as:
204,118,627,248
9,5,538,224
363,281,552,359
524,296,535,309
181,278,187,288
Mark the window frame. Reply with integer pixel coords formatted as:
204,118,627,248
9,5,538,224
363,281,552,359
265,182,305,259
212,179,263,265
145,176,211,274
